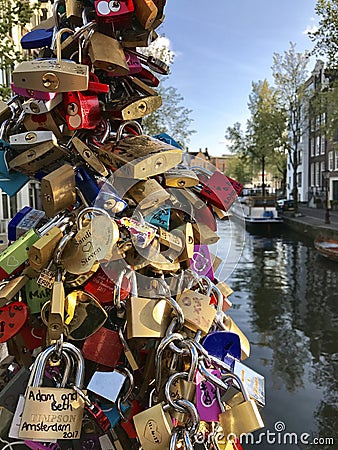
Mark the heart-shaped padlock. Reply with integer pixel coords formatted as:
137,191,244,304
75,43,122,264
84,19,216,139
0,301,29,343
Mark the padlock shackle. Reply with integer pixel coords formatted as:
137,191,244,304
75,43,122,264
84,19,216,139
76,206,111,229
116,120,143,143
221,372,251,402
55,28,75,63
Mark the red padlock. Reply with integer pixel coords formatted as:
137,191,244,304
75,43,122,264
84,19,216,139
194,169,243,212
84,267,131,305
94,0,134,28
63,91,101,130
82,326,124,368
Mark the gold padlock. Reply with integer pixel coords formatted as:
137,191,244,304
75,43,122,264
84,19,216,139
133,0,158,29
128,179,170,213
28,227,64,271
12,29,89,92
193,222,220,245
133,402,174,450
107,95,162,120
65,0,83,25
41,164,76,217
219,373,264,438
47,269,65,341
222,314,250,360
71,137,109,177
163,168,200,188
88,32,129,74
23,112,62,139
0,275,28,308
8,136,67,176
177,289,216,335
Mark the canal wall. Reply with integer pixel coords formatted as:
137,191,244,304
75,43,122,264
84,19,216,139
283,214,338,241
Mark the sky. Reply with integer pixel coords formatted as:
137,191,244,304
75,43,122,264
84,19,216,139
157,0,318,156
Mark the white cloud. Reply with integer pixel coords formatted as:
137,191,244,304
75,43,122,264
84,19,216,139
303,24,318,35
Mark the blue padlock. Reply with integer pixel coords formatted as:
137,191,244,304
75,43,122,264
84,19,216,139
0,150,30,197
145,206,171,231
153,132,183,149
97,401,130,428
8,207,46,241
75,167,100,206
20,28,54,49
202,331,241,368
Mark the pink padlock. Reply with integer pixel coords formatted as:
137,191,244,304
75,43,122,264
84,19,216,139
10,83,59,101
196,369,222,422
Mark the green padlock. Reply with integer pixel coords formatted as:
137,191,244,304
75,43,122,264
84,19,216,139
0,229,40,276
25,278,51,314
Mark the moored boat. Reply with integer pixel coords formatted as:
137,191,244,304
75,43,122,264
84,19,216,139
231,195,283,233
314,236,338,262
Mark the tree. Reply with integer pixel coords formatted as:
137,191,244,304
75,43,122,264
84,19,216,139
272,42,310,212
142,84,196,148
0,0,40,99
225,80,287,195
309,0,338,70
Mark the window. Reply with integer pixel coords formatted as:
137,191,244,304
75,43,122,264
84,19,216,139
316,136,320,155
311,139,315,157
335,151,338,171
2,193,9,219
320,161,325,187
315,162,320,186
321,136,326,154
29,182,42,210
297,172,302,188
310,163,315,186
329,151,334,171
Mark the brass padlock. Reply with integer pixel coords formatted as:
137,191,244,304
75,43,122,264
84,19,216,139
133,402,174,450
219,314,250,360
18,343,85,440
12,29,89,92
163,168,200,188
8,140,68,177
107,95,162,120
98,121,182,179
218,373,264,438
128,179,170,213
28,226,64,271
88,31,129,74
47,268,65,341
177,289,216,335
65,0,83,25
193,222,220,245
41,164,76,217
133,0,158,29
71,137,109,177
0,275,28,308
23,112,63,139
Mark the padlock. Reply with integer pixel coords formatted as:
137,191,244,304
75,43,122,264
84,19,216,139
0,151,30,197
145,206,171,231
28,227,64,271
120,23,158,47
12,29,89,93
98,121,182,179
20,27,54,49
222,360,265,408
133,402,174,450
8,139,68,177
8,206,44,241
87,31,129,75
107,95,163,120
195,368,223,422
10,83,60,101
218,314,251,360
128,179,170,213
18,343,86,440
84,266,130,304
218,373,264,438
133,0,158,30
153,132,182,149
9,130,58,151
22,112,63,139
120,216,157,249
40,164,76,217
192,222,220,245
71,137,109,177
63,290,108,340
176,289,216,336
22,95,63,115
94,0,134,27
127,49,169,75
47,268,65,341
65,0,83,25
75,166,100,206
87,367,129,403
202,331,241,369
190,244,215,280
164,168,200,188
61,207,119,274
25,277,51,314
0,275,28,307
63,91,101,130
81,326,124,368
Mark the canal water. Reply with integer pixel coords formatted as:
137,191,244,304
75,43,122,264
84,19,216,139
214,220,338,450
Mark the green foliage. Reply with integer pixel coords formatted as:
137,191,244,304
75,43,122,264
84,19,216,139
309,0,338,70
142,84,196,149
225,154,258,185
0,0,40,99
272,42,310,210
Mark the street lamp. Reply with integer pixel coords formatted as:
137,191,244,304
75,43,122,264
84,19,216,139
323,170,330,224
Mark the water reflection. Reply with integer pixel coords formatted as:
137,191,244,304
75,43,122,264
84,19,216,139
218,223,338,449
